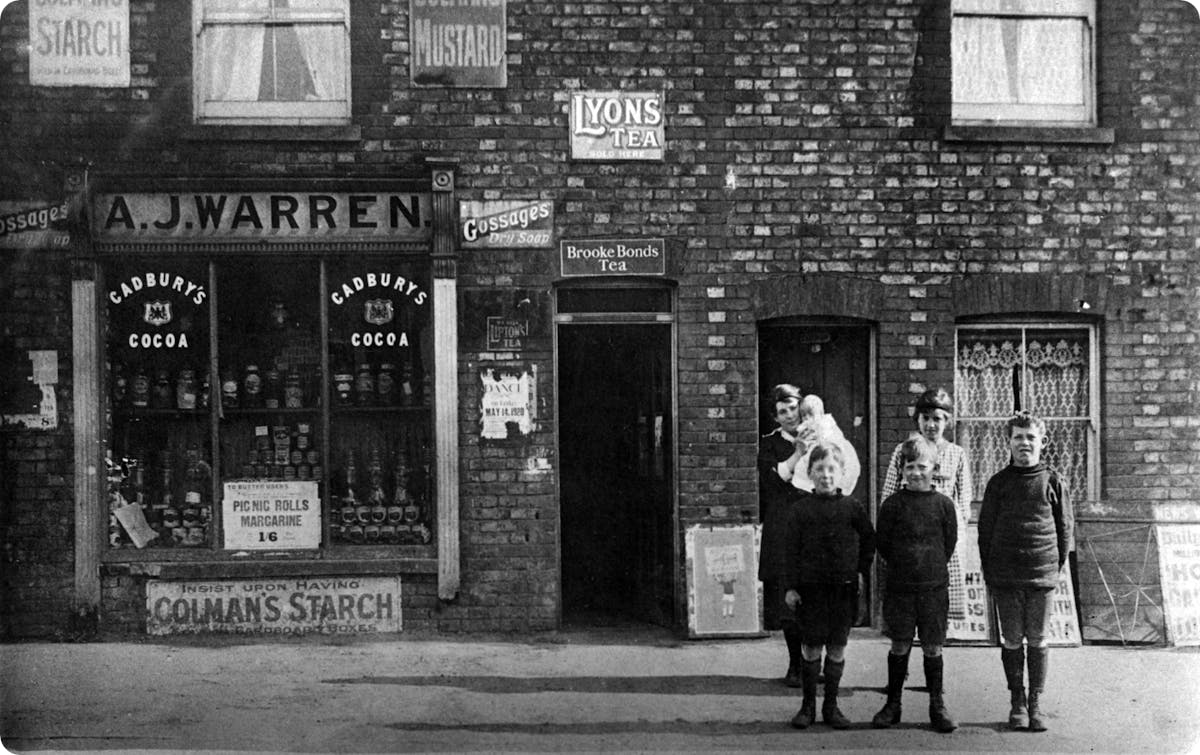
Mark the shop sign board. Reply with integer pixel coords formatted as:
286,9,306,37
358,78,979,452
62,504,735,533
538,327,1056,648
29,0,130,88
479,364,536,440
146,576,402,636
222,480,321,550
1157,524,1200,645
569,91,665,161
459,199,553,249
685,525,765,638
560,238,665,277
0,199,72,249
410,0,506,87
92,192,433,242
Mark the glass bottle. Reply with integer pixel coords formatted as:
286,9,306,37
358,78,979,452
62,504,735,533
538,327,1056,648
131,367,150,408
220,367,239,409
388,450,408,532
263,367,281,409
340,452,359,542
334,368,354,407
112,364,128,408
367,445,387,527
355,363,375,406
284,369,304,409
176,369,197,410
151,369,172,409
198,370,210,410
243,365,262,408
377,363,396,406
399,361,414,407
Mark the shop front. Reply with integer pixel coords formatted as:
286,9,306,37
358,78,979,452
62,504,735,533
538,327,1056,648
81,171,462,636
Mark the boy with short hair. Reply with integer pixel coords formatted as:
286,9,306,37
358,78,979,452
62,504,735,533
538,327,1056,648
872,434,959,733
978,412,1073,733
783,442,875,730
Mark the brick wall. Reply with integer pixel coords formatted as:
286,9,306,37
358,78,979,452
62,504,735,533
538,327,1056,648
1,0,1197,636
0,251,75,639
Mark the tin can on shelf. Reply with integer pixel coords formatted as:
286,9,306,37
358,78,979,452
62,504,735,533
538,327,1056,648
220,368,239,408
377,363,396,405
284,369,304,408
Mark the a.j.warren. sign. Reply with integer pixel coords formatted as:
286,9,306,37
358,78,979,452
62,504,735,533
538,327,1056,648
560,238,666,277
92,192,433,242
569,91,664,161
29,0,130,88
410,0,506,87
146,577,402,636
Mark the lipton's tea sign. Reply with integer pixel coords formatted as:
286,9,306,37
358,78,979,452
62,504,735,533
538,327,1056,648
569,91,664,161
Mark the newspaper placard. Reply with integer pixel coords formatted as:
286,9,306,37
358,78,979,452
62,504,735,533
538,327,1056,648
1045,562,1082,646
146,576,402,636
222,480,320,550
947,523,995,643
1157,525,1200,646
685,525,765,638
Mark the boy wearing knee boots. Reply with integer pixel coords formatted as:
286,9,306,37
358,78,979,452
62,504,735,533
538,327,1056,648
979,412,1073,732
872,434,959,733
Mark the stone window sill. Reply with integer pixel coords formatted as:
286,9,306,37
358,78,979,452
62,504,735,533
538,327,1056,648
943,125,1115,145
181,125,362,143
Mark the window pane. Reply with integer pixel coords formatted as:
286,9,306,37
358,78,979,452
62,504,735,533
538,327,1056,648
1025,330,1089,417
196,0,348,123
105,261,213,550
955,329,1022,417
327,263,433,546
1043,419,1089,500
953,17,1085,107
216,262,324,550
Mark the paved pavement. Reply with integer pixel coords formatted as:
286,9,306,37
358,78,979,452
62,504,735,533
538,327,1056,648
3,627,1199,753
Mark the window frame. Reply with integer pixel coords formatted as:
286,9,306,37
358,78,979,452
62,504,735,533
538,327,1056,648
191,0,352,127
950,0,1097,128
953,321,1100,502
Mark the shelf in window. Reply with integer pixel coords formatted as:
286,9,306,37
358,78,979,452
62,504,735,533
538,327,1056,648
221,407,321,417
331,405,431,415
114,407,210,419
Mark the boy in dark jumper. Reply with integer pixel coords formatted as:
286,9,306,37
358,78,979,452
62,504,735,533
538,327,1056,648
872,434,958,733
783,442,875,730
979,412,1073,733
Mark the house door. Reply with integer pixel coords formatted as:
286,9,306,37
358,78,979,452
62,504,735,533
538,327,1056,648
558,322,674,627
759,322,874,620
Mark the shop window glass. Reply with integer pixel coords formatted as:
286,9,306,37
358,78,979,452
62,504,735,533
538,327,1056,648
106,261,213,549
216,261,324,550
327,264,433,547
193,0,350,125
105,257,433,554
951,0,1095,127
955,324,1097,502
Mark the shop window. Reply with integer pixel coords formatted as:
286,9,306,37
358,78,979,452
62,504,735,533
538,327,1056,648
954,323,1098,503
105,259,432,553
951,0,1096,127
193,0,351,126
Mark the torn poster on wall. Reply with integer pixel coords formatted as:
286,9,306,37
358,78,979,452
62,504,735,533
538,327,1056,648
479,364,536,440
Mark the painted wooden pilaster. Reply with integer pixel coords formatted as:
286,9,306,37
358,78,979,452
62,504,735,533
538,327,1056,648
427,159,460,601
71,265,102,613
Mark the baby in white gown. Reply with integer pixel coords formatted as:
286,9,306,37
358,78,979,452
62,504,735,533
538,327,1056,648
790,394,862,496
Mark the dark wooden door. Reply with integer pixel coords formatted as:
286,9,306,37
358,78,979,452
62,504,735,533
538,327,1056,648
758,324,871,504
558,324,673,626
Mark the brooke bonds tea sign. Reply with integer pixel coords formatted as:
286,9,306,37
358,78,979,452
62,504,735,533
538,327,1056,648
570,91,665,161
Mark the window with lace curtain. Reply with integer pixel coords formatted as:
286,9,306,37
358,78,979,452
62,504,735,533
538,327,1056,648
192,0,350,125
954,324,1098,503
951,0,1096,126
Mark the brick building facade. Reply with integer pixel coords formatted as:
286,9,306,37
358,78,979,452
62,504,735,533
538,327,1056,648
1,0,1197,641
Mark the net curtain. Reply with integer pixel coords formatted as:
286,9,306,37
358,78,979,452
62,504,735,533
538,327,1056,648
956,336,1089,498
952,16,1085,105
201,0,342,102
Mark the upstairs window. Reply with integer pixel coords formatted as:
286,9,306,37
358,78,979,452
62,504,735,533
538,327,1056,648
951,0,1096,127
193,0,350,125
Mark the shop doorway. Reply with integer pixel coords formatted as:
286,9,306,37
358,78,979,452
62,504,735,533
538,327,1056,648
759,322,875,621
557,323,674,628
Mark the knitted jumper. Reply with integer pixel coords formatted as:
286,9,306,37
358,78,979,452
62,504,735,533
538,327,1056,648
978,462,1073,590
